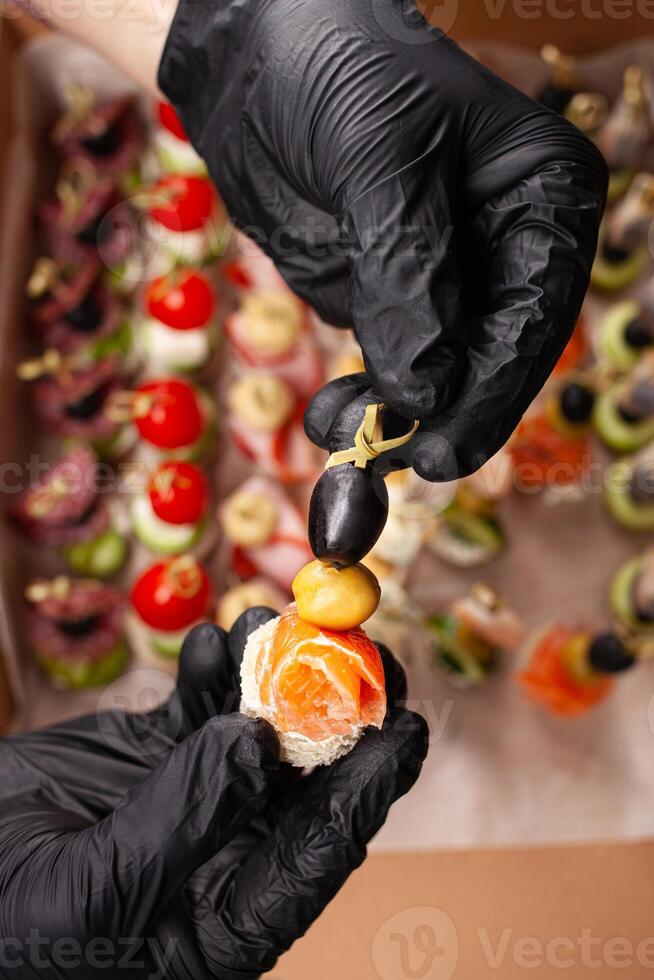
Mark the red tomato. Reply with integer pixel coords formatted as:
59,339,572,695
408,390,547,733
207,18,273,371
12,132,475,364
131,557,211,631
157,101,189,142
149,461,208,525
135,379,204,449
149,176,215,232
146,271,217,330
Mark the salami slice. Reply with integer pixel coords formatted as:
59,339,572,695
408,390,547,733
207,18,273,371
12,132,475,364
32,357,122,441
27,580,125,661
55,96,143,179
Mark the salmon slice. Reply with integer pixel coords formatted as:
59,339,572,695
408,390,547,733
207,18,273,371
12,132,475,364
257,605,386,741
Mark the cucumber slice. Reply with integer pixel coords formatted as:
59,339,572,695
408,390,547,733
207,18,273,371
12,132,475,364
131,494,204,555
90,319,133,360
599,301,642,369
604,460,654,530
444,507,504,552
593,385,654,453
609,556,654,634
154,136,208,176
39,638,128,689
427,614,490,685
591,245,647,292
150,627,189,659
64,528,128,578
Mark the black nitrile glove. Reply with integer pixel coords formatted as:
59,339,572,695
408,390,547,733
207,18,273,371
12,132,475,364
158,0,607,562
0,610,426,979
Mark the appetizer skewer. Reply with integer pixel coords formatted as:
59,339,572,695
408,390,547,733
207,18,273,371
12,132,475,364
26,576,128,689
427,584,525,686
598,278,654,369
52,88,143,182
139,269,219,372
9,444,128,578
596,66,652,203
154,101,206,176
591,172,654,292
145,174,223,266
130,555,212,659
604,445,654,530
593,351,654,452
130,460,215,557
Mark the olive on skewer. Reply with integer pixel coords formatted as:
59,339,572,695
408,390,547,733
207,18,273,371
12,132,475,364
591,172,654,292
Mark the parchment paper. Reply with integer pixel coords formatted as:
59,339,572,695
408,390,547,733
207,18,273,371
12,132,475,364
3,35,654,852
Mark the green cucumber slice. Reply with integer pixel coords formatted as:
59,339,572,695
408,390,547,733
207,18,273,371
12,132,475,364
443,507,504,551
607,169,634,204
604,460,654,530
39,638,128,689
131,495,204,555
593,385,654,453
609,556,654,634
599,301,642,369
591,245,647,292
150,627,189,658
64,528,128,578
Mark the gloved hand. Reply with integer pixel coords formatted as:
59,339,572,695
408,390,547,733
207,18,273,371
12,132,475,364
0,610,426,979
158,0,606,494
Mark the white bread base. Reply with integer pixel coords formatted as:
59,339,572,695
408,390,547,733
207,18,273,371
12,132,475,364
240,616,364,768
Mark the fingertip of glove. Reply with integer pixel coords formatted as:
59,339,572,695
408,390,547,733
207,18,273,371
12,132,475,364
375,642,408,706
204,713,281,772
304,373,370,449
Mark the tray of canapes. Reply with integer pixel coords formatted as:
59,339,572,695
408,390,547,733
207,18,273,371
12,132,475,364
5,33,654,850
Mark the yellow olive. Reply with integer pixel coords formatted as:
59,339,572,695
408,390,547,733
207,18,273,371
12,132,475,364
292,559,381,630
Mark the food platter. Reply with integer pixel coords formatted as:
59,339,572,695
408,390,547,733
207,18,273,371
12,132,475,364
4,33,654,852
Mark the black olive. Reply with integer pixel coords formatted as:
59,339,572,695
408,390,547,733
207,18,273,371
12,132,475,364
560,382,595,424
58,614,102,637
624,318,653,350
309,465,389,567
537,85,575,114
588,633,636,673
602,239,631,264
618,404,642,423
64,292,103,333
82,122,121,157
77,213,111,247
64,385,107,420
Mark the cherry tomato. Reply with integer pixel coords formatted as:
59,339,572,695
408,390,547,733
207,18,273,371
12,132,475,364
157,101,189,142
149,461,208,525
135,379,204,449
222,260,253,290
149,176,215,232
132,557,211,631
146,270,217,330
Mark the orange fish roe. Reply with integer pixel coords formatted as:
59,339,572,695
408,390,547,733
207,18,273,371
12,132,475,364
517,626,613,717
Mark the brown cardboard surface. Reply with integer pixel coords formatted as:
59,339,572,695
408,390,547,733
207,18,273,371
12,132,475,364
279,841,654,980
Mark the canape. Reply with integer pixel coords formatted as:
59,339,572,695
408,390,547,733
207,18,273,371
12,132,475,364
593,352,654,452
52,88,143,182
28,256,133,359
39,160,134,270
225,290,324,399
591,173,654,291
130,460,214,556
222,232,290,293
154,101,206,175
130,555,212,658
228,373,317,483
610,549,654,634
427,584,525,686
25,576,128,689
604,446,654,530
19,352,133,456
145,174,223,266
139,269,219,372
598,279,654,369
510,380,595,495
429,485,505,566
9,444,128,578
596,67,651,203
107,377,218,461
517,626,636,716
241,561,385,766
219,476,313,591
